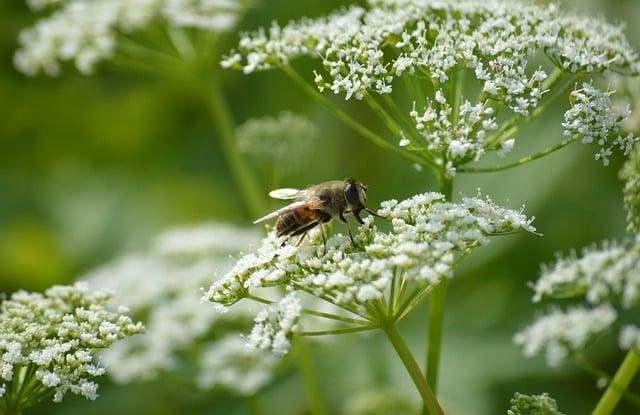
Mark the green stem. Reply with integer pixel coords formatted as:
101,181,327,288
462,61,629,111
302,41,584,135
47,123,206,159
573,355,640,408
458,134,580,173
245,394,268,415
292,339,328,415
424,174,453,407
384,323,444,415
203,78,266,218
592,349,640,415
298,325,378,336
282,65,430,167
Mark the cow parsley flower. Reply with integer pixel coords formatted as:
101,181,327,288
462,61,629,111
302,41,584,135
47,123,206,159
83,222,281,395
204,192,535,354
620,143,640,233
562,83,637,166
222,0,640,174
14,0,245,75
198,335,279,395
0,283,143,413
246,293,302,355
235,111,319,173
619,325,640,351
514,305,617,367
531,237,640,308
507,393,564,415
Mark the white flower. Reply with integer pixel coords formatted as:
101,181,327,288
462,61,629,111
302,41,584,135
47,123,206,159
563,82,638,166
619,325,640,351
225,0,639,97
235,111,319,172
246,293,301,355
514,305,617,367
224,0,639,170
14,0,244,76
198,334,279,395
532,238,640,308
0,283,143,407
163,0,241,31
0,384,5,398
83,222,276,390
205,192,535,353
410,96,497,165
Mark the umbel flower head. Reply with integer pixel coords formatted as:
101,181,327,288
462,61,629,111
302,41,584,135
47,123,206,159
516,236,640,366
235,111,320,173
204,192,536,354
222,0,639,173
0,283,143,413
84,222,281,396
14,0,247,76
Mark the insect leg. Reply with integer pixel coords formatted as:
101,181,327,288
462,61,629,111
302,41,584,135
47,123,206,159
339,212,356,245
320,224,327,255
353,209,365,225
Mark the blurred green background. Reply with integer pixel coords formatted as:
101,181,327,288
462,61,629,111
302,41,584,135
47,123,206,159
1,0,639,414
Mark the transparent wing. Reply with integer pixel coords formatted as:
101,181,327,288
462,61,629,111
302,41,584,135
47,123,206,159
268,188,307,200
253,200,309,224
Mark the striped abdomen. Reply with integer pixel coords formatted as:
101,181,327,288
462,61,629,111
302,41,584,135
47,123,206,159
276,207,322,237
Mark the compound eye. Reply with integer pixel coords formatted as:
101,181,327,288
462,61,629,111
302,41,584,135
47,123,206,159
345,183,360,206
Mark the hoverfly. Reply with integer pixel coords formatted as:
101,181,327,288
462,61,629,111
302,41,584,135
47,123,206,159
253,179,383,252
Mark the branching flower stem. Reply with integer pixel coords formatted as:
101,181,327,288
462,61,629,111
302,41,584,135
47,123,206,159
425,173,453,401
282,65,435,170
384,323,444,415
573,355,640,408
592,349,640,415
458,134,581,173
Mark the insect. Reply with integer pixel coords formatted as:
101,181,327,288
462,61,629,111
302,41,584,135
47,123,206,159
253,179,383,252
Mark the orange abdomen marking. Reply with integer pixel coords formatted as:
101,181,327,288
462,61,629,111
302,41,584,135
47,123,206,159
276,207,320,237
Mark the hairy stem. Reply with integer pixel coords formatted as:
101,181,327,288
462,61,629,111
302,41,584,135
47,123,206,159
592,349,640,415
384,323,444,415
203,78,266,218
292,339,329,415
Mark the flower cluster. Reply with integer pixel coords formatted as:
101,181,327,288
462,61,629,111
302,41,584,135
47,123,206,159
517,234,640,366
514,305,617,367
224,1,638,95
198,334,279,395
0,283,143,410
562,83,637,166
204,192,535,354
84,222,280,395
15,0,244,75
235,111,319,173
507,393,564,415
620,143,640,233
223,0,639,172
409,92,498,165
532,237,640,307
246,293,301,355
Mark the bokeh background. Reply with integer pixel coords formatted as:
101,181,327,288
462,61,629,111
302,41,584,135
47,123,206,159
1,0,639,413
